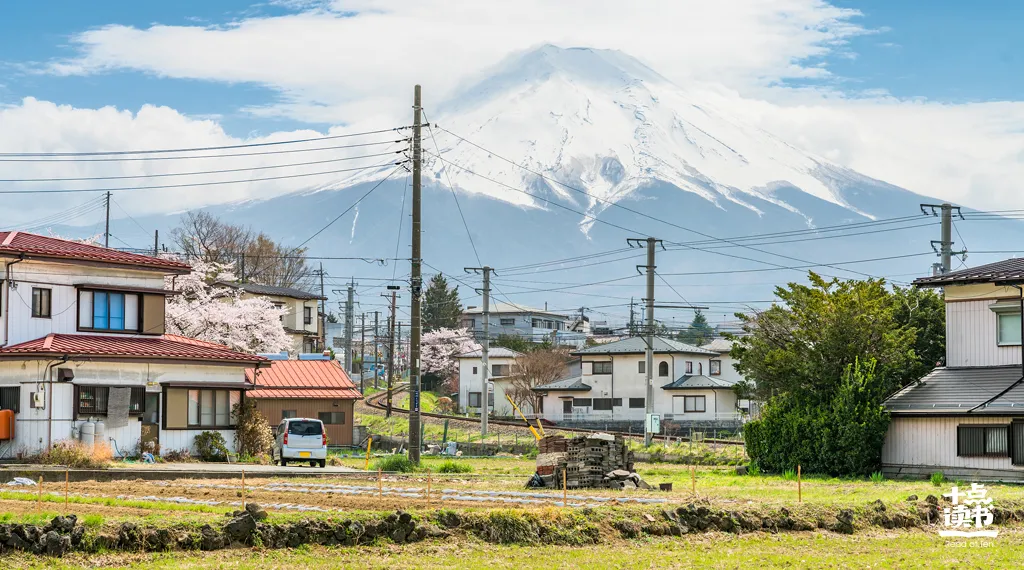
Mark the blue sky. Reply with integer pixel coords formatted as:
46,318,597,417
3,1,1022,137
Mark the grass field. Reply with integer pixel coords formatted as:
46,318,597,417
5,529,1024,569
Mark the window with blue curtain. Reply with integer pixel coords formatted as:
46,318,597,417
92,292,126,330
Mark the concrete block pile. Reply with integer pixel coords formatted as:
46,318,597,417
534,433,640,489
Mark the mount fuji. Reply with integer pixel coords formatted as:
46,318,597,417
102,45,1021,323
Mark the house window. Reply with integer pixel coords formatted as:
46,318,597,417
562,400,573,413
613,398,622,407
468,392,482,408
532,318,542,328
593,398,613,411
572,398,593,408
75,386,144,416
303,307,313,325
78,290,140,332
472,366,478,375
31,288,52,318
958,425,1008,456
274,303,285,323
492,364,511,377
685,361,693,374
488,392,494,407
710,360,722,376
500,318,516,326
659,361,669,377
998,313,1022,345
282,410,297,420
463,318,475,329
638,361,645,374
0,386,20,412
318,412,346,424
684,396,706,413
628,398,645,409
187,389,241,428
592,362,612,375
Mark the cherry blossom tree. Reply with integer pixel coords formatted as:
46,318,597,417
165,260,291,354
421,327,479,383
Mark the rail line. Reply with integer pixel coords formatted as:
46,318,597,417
362,384,744,446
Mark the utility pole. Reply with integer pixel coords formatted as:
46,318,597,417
104,191,111,248
628,297,636,337
344,278,355,370
465,266,493,437
921,202,966,274
372,311,380,389
382,289,399,418
153,230,159,257
359,313,366,393
408,84,424,465
628,237,662,446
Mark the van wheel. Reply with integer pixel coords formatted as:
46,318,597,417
318,459,326,468
309,460,317,468
279,459,287,467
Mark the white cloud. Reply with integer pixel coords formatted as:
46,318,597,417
4,0,1023,214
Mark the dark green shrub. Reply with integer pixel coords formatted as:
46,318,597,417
194,431,229,462
436,459,472,473
375,453,414,473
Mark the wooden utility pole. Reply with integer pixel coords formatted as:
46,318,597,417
359,313,367,393
372,311,380,389
383,290,399,418
409,84,424,465
465,266,493,437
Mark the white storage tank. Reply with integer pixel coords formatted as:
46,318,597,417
94,419,106,444
80,420,95,448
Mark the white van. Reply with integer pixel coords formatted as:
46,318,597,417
273,417,327,467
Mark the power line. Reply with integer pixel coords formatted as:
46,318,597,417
0,126,411,157
0,150,406,183
0,138,408,163
392,173,410,285
423,110,481,266
0,159,405,195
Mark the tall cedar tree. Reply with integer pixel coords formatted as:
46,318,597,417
677,310,715,346
423,274,463,332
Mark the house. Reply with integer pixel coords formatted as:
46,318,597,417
882,259,1024,480
460,302,586,347
217,281,325,353
531,336,743,432
700,338,757,416
0,232,265,458
456,347,523,416
245,359,362,446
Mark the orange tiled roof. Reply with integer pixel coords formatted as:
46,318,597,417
0,333,264,364
246,360,361,400
0,231,190,272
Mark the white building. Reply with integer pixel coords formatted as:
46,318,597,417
456,347,523,416
0,232,265,459
531,336,743,431
883,260,1024,480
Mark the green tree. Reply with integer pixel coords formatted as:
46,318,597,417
492,334,532,353
422,274,463,332
731,273,921,404
677,310,715,346
891,285,946,381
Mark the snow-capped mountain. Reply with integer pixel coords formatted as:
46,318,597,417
423,45,878,231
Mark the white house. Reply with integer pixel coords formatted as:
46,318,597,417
0,232,265,459
882,260,1024,480
531,336,743,431
456,347,523,416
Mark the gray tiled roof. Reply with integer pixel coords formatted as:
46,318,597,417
701,338,734,353
884,365,1024,415
456,347,523,358
913,258,1024,287
661,375,737,390
532,376,591,392
216,281,326,300
574,336,717,356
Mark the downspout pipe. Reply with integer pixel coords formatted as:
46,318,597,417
969,283,1024,413
2,255,25,347
44,355,68,451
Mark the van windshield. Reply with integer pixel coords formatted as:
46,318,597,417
287,420,323,436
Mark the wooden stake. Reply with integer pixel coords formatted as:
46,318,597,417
37,475,42,512
241,469,246,510
691,465,696,495
797,465,802,503
64,469,69,512
426,469,431,508
562,469,567,507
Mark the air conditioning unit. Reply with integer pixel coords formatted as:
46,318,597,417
30,391,45,409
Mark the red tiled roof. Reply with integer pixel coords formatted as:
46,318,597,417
0,333,265,364
246,360,361,400
0,231,190,273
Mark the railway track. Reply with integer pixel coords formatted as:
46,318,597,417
362,384,744,446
